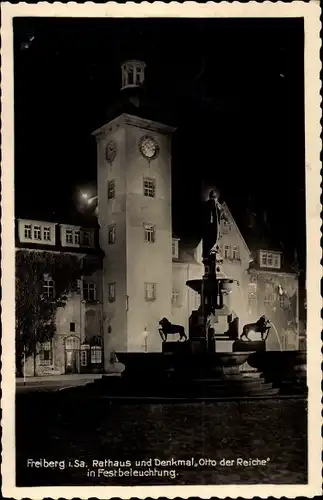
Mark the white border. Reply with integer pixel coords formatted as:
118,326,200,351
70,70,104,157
1,2,322,499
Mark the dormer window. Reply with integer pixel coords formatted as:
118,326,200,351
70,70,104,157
121,60,146,90
24,224,32,239
33,225,41,240
260,250,281,269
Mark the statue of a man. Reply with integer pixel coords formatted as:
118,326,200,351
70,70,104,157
202,190,226,259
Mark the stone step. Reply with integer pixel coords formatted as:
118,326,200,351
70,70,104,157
188,377,266,386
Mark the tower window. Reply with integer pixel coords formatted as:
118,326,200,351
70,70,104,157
34,225,41,240
83,231,91,246
108,282,116,302
83,282,96,302
145,282,156,301
108,224,116,244
107,180,115,200
171,291,180,307
24,224,32,239
70,322,76,332
143,178,156,198
43,227,51,241
224,245,230,259
144,223,155,243
121,60,146,90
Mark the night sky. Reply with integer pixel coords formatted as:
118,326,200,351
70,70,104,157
14,17,306,267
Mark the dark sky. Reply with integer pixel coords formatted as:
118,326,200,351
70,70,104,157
13,17,306,265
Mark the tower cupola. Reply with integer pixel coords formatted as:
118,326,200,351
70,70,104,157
121,60,146,90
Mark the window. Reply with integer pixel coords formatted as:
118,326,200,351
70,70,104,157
70,322,76,333
34,225,41,240
24,224,32,239
65,336,80,350
80,350,87,367
222,221,230,234
108,225,116,244
43,227,51,241
107,180,115,200
43,279,55,299
264,294,274,308
91,346,102,364
224,245,230,259
172,239,179,259
248,282,257,316
232,246,239,260
171,291,180,306
279,294,285,309
260,251,281,269
74,230,80,245
66,229,73,244
83,231,91,246
108,282,116,302
39,341,52,366
144,282,156,301
144,223,155,243
143,178,156,198
83,282,96,302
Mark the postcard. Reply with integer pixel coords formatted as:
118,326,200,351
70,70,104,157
1,2,321,498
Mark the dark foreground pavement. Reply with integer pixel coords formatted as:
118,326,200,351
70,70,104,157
16,387,307,486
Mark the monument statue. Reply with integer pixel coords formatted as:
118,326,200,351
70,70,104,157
202,189,227,260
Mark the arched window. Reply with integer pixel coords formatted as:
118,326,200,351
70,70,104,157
65,336,80,350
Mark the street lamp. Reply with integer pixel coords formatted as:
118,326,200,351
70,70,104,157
80,191,99,215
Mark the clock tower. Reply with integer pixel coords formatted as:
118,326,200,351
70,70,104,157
93,60,176,361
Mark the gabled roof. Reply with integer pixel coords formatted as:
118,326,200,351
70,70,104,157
222,202,252,258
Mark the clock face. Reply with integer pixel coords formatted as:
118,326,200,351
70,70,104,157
105,140,117,163
139,135,159,160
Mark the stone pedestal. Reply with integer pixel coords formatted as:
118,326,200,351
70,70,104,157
214,338,234,353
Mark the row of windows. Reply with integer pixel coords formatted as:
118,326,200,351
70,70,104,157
106,282,156,302
248,282,286,314
39,341,102,366
65,229,91,246
108,223,156,244
23,224,92,246
24,224,52,241
222,244,240,260
42,279,97,302
108,224,179,258
107,178,156,200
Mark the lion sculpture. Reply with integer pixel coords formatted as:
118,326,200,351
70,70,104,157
240,315,271,342
158,317,188,342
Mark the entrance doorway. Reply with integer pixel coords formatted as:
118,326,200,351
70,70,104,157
65,336,80,374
